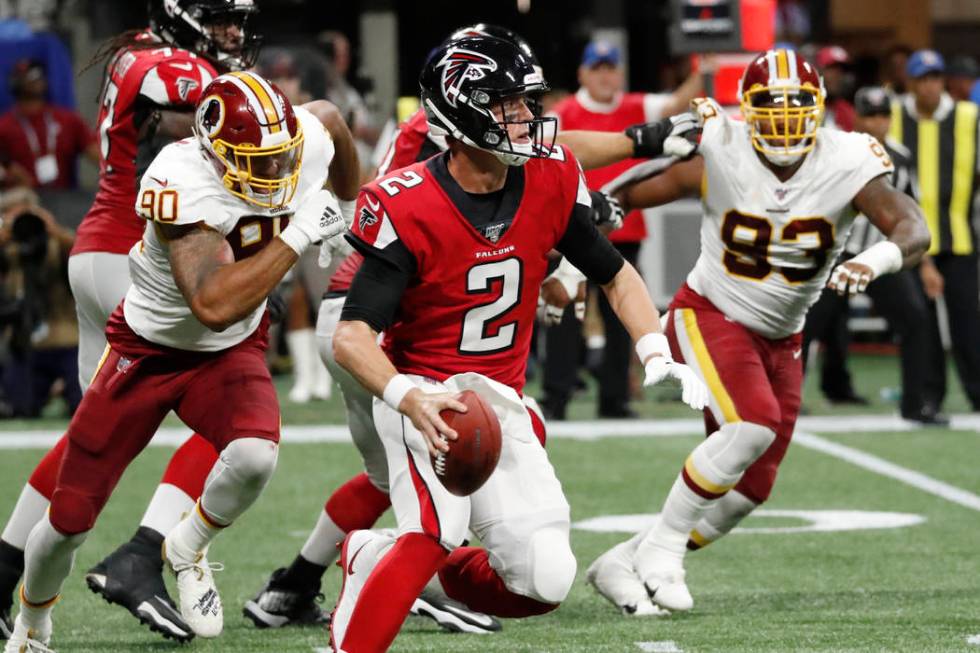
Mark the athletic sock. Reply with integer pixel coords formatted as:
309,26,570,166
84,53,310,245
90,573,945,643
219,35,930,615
438,547,557,618
279,555,327,592
0,540,24,612
139,434,217,536
167,504,224,558
301,473,390,568
22,516,87,609
340,533,447,653
687,490,758,550
1,437,67,550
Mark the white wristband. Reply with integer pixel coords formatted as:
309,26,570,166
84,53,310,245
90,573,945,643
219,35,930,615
278,225,311,256
849,241,903,278
383,374,417,411
636,332,671,364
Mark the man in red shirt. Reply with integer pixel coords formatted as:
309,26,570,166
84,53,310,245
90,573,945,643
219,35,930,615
546,41,706,418
0,60,99,189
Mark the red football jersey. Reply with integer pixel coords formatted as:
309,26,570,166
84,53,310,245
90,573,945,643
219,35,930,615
73,33,216,256
330,108,442,293
350,146,588,393
550,90,668,243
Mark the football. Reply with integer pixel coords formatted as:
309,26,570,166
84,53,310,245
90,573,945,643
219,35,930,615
431,390,502,497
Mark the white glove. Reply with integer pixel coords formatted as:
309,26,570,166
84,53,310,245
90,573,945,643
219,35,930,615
536,296,564,326
636,333,708,410
827,262,872,296
827,242,903,296
662,113,700,159
317,198,357,268
279,189,345,256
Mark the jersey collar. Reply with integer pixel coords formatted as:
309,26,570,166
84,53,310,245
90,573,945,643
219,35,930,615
575,88,623,114
901,91,955,121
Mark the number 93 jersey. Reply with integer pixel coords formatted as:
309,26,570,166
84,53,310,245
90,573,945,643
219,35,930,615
124,105,334,352
687,99,893,339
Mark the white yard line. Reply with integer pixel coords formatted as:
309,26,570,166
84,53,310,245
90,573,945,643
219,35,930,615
793,431,980,513
635,642,684,653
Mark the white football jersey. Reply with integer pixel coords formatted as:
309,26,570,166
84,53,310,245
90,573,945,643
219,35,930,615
125,106,334,351
686,99,893,339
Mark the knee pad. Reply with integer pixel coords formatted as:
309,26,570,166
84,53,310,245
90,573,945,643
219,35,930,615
702,422,776,475
218,437,279,487
49,488,100,535
524,527,577,604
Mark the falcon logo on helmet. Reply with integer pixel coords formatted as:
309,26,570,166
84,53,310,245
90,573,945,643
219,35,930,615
739,48,825,166
193,70,304,209
437,48,498,108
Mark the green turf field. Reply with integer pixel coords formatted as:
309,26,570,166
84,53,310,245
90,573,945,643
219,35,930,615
0,354,978,652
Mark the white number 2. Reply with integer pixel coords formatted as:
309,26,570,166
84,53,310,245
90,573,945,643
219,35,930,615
378,170,424,196
459,258,522,354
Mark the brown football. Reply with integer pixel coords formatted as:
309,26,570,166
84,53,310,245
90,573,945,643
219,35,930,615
431,390,502,497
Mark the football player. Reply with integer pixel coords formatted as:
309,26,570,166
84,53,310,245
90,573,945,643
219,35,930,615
2,71,360,653
325,35,707,653
0,0,270,642
586,49,930,616
243,24,696,635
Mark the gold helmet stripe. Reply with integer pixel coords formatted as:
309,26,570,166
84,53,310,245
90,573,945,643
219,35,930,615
775,49,789,80
229,71,282,134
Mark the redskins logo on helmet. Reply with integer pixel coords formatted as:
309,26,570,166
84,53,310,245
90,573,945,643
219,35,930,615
437,47,498,108
193,71,304,209
739,48,825,166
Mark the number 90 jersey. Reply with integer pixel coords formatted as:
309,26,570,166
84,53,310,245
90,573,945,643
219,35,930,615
124,105,334,352
350,146,588,394
687,99,893,339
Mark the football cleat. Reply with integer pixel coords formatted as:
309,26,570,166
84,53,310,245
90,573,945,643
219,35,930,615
410,590,502,634
3,613,53,653
85,538,194,643
643,568,693,612
242,567,328,629
587,542,668,617
163,538,224,639
329,530,391,651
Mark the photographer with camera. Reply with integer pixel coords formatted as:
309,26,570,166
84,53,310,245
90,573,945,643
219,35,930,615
0,187,80,417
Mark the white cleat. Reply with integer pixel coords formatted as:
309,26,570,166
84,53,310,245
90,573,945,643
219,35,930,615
329,530,392,652
642,567,693,612
163,539,224,638
4,613,54,653
586,542,669,617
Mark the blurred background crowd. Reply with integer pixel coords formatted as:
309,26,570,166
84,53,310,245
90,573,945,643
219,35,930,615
0,0,978,424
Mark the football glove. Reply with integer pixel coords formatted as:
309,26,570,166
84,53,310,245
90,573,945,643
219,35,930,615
589,190,624,231
625,113,700,160
279,189,346,256
318,198,358,268
644,356,709,410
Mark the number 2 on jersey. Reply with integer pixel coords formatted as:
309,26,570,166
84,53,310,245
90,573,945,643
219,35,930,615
459,258,522,354
721,210,833,283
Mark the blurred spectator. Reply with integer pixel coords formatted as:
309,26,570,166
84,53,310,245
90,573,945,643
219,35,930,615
883,44,913,95
257,48,311,105
0,60,98,189
0,187,80,417
544,40,706,419
803,86,941,423
946,55,980,105
890,50,980,413
318,30,379,148
816,45,855,131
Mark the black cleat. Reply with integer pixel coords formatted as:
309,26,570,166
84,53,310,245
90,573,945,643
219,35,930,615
0,539,23,642
410,590,502,634
243,568,329,629
85,528,194,643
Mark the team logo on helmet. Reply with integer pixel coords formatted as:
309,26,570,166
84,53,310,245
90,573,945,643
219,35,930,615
436,47,498,108
196,95,225,139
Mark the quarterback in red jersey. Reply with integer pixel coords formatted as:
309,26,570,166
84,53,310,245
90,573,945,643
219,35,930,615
3,70,360,653
0,0,268,643
326,35,707,653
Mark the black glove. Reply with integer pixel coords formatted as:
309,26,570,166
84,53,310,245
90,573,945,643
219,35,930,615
588,190,624,231
266,287,288,324
625,113,700,159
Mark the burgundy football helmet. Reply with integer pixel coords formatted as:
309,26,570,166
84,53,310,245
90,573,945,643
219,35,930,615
193,71,303,208
739,49,825,165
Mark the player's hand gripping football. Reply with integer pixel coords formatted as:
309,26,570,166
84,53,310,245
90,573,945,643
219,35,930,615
279,189,346,256
625,113,700,160
827,260,875,296
400,389,468,457
643,355,709,411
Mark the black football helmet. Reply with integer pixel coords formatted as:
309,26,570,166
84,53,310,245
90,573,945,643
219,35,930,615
420,35,557,166
447,24,542,75
148,0,261,71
